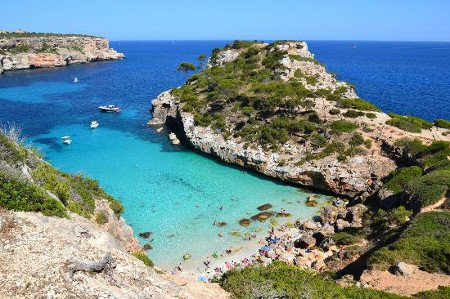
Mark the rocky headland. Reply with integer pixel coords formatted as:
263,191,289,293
0,32,124,74
150,40,450,198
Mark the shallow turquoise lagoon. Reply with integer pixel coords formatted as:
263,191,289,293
33,124,324,267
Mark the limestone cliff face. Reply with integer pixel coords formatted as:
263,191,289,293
150,41,449,197
0,35,124,73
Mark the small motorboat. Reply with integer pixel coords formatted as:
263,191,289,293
73,77,79,83
90,121,99,129
61,136,72,145
99,105,120,113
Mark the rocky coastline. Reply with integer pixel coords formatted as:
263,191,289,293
0,34,124,74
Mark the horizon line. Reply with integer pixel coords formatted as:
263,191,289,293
109,38,450,43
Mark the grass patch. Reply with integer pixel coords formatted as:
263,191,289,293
336,98,379,111
95,210,109,225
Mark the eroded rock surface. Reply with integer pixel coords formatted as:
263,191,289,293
0,35,124,73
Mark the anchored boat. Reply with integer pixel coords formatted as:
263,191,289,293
90,121,99,129
61,136,72,145
99,105,120,113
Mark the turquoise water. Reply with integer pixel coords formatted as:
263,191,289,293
4,41,447,267
0,41,325,267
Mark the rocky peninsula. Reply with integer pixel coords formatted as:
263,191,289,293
0,31,124,74
151,40,450,198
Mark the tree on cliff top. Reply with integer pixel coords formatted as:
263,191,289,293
177,62,196,80
197,54,207,70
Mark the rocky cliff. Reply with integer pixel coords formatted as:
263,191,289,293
0,128,227,298
0,33,124,74
151,41,450,197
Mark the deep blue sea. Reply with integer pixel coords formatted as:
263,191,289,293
0,41,449,267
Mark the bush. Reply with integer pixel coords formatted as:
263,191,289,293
220,262,403,299
384,166,423,194
95,210,109,225
349,133,365,147
329,108,340,115
366,112,377,119
132,252,154,267
336,98,379,111
0,172,67,218
370,211,450,274
109,200,124,216
370,206,413,232
330,120,358,133
415,286,450,299
331,232,362,245
434,119,450,129
394,138,427,156
405,170,450,207
310,133,328,149
343,109,365,118
387,113,433,133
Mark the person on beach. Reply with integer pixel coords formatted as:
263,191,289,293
176,263,182,272
204,257,211,268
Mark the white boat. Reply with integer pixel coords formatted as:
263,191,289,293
90,121,99,129
61,136,72,145
99,105,120,113
73,77,79,83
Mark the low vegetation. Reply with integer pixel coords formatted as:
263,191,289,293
132,252,154,267
386,113,433,133
370,212,450,274
220,262,405,299
0,129,124,219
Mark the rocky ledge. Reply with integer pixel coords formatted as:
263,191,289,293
150,41,449,197
0,33,124,74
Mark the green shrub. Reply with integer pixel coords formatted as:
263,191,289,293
331,232,362,245
109,200,124,216
336,98,379,111
310,133,328,149
349,133,364,147
415,286,450,299
330,120,358,133
434,119,450,129
329,108,340,115
365,112,377,119
405,170,450,207
370,206,413,232
0,131,28,164
0,172,67,218
132,252,154,267
370,211,450,274
387,113,433,133
343,109,365,118
384,166,423,194
220,262,404,299
394,138,427,156
95,210,109,225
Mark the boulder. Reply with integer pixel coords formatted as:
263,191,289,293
320,205,339,225
139,231,152,239
312,260,326,271
319,237,335,251
294,234,316,249
257,203,272,211
147,118,164,126
143,244,152,251
239,218,251,227
312,231,326,244
346,204,368,227
335,219,350,231
376,188,399,209
301,220,321,231
392,261,415,277
251,211,274,222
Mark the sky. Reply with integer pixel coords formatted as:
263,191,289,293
1,0,449,41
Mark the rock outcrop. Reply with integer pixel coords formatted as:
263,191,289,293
150,41,449,197
0,34,124,74
0,209,228,299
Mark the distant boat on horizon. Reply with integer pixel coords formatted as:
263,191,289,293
352,44,357,49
